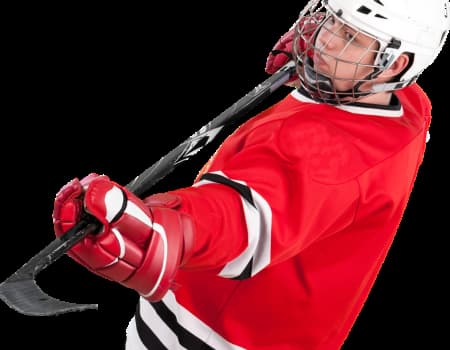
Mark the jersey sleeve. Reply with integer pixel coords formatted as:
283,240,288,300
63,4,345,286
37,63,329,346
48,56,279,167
169,112,361,280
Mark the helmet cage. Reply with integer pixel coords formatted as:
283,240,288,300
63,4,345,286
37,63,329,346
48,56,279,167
292,0,446,105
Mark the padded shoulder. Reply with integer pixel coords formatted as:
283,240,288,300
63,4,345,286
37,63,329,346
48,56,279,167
278,111,368,184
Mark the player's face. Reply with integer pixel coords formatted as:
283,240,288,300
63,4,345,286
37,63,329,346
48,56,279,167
313,15,379,92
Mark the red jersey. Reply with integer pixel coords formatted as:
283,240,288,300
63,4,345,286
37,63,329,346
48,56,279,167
125,84,432,350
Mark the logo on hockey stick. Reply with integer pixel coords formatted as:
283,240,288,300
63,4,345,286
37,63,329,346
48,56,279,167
174,125,224,165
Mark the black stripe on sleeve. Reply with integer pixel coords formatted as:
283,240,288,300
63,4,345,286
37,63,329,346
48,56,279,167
199,173,256,208
200,172,256,280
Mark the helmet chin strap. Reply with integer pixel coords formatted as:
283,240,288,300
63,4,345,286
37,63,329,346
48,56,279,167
370,75,417,93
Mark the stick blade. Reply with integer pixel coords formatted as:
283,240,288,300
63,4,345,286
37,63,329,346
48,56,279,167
0,279,98,316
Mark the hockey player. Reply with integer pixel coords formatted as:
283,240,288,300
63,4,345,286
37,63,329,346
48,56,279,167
52,0,450,349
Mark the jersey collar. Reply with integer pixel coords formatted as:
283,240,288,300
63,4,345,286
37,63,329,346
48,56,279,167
291,88,404,118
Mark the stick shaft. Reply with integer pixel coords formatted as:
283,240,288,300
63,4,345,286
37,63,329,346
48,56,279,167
127,61,296,196
0,61,296,316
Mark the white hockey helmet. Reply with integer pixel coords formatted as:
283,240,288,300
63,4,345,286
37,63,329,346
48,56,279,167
293,0,450,104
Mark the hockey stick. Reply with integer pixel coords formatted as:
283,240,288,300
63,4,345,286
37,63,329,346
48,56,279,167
0,61,296,317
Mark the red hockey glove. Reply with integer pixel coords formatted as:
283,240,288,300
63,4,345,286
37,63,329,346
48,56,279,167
52,173,194,301
265,22,298,87
265,16,321,87
265,27,295,74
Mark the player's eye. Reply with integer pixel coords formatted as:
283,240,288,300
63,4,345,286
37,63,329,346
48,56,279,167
344,30,357,41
